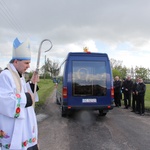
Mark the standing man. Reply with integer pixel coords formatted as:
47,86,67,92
124,76,133,109
131,77,139,112
113,76,122,107
136,78,146,115
0,38,39,150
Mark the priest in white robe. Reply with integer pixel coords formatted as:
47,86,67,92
0,38,39,150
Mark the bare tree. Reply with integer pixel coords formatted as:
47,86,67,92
40,58,59,79
110,58,123,70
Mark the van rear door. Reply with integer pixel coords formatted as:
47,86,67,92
67,54,112,108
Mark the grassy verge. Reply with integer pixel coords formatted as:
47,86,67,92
145,84,150,110
35,79,55,112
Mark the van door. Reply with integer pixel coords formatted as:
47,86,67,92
67,60,110,107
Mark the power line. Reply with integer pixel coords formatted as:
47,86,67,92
0,2,20,34
0,0,30,38
0,0,22,35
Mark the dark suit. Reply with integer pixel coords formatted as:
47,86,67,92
132,82,139,112
113,80,121,107
136,82,146,114
124,79,133,108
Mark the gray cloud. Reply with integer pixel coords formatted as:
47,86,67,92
0,0,150,69
1,0,150,42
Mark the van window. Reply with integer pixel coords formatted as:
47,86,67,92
72,61,107,96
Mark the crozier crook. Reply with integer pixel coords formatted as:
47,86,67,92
33,39,53,107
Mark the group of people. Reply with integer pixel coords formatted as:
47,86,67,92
0,38,39,150
113,75,146,116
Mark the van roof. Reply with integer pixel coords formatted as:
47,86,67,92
67,52,109,59
67,52,109,58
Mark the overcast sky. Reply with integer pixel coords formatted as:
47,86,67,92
0,0,150,71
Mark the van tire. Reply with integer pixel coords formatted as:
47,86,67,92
61,106,67,117
101,113,107,116
99,110,107,116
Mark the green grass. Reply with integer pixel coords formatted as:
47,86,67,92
35,79,55,111
145,84,150,110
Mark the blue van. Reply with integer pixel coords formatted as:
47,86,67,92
56,52,114,117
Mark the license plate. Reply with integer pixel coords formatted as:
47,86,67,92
82,99,97,103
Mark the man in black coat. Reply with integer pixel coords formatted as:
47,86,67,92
123,76,133,109
136,78,146,115
131,77,139,112
113,76,121,107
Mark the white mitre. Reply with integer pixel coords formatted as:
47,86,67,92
11,38,31,61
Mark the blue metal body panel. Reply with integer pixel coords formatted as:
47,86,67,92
57,52,114,111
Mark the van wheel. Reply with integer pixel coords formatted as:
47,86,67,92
61,106,67,117
99,110,107,116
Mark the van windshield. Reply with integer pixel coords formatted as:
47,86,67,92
72,61,107,96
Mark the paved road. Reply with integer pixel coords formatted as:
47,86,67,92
37,90,150,150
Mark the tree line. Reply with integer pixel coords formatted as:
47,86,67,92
1,58,149,82
111,58,150,82
38,58,150,82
